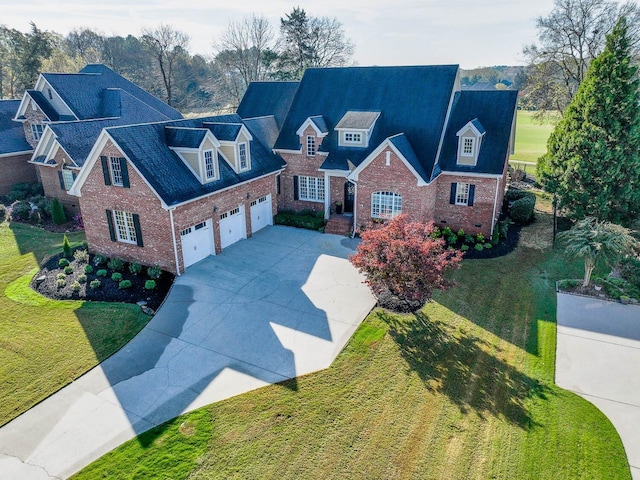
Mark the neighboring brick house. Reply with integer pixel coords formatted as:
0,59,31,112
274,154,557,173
69,114,285,274
239,65,518,236
0,100,36,194
10,64,182,211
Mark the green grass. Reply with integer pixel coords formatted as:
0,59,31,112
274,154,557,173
512,111,558,164
0,222,150,426
74,200,630,480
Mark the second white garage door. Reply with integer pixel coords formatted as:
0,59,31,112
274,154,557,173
181,219,214,269
250,194,272,233
219,206,247,249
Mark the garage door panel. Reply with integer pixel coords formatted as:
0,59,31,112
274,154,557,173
182,219,214,268
220,206,247,249
250,194,272,233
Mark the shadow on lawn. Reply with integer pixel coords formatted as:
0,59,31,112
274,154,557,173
381,310,550,430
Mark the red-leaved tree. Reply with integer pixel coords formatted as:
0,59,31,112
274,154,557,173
350,215,463,311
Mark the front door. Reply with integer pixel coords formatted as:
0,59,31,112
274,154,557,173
344,181,355,213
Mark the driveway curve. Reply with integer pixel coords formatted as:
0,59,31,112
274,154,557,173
0,226,376,479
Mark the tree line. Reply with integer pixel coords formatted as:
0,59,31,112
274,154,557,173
0,7,354,112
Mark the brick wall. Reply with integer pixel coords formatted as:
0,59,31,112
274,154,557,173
0,154,37,195
355,147,436,230
38,146,80,212
329,176,347,214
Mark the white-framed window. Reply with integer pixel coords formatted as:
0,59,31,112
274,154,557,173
109,156,123,186
204,149,215,179
455,182,470,205
113,210,137,244
299,175,325,202
371,191,402,219
461,137,475,157
31,124,44,141
62,169,74,190
306,135,316,156
344,132,362,143
239,143,248,170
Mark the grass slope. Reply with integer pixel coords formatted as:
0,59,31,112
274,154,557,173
512,111,557,164
75,199,630,480
0,222,150,425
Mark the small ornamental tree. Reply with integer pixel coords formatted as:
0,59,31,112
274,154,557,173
51,198,66,225
350,215,463,311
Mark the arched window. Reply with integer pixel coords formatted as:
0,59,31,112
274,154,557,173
371,191,402,219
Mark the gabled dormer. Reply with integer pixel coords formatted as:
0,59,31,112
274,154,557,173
456,118,485,166
166,127,221,183
296,116,328,156
335,111,380,148
203,122,253,173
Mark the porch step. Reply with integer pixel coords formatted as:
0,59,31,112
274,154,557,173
324,214,353,236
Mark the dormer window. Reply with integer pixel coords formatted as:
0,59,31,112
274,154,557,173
204,150,215,180
335,111,380,148
31,124,44,141
461,137,475,157
456,119,485,166
239,143,248,170
344,132,362,143
306,136,316,156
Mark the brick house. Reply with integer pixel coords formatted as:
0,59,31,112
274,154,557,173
0,100,36,194
69,115,285,274
239,65,518,237
10,64,181,211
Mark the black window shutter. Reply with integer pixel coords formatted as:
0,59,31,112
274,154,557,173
277,175,281,195
101,156,111,186
120,157,130,188
293,175,299,200
133,214,143,247
106,210,116,242
58,171,65,190
72,172,77,181
468,185,475,206
449,183,456,204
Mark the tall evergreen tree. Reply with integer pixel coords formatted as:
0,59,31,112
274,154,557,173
538,17,640,224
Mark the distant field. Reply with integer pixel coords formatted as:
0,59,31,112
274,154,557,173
512,111,558,164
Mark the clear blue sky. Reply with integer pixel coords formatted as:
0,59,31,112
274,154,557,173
1,0,557,69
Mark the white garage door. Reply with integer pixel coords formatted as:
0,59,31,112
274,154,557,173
219,206,246,249
250,194,272,233
181,219,214,269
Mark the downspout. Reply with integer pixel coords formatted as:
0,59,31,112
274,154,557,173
169,207,181,276
352,181,358,237
324,171,330,219
491,177,500,234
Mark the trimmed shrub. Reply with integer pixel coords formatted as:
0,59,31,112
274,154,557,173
474,243,484,251
63,265,73,275
10,201,31,221
461,244,470,251
77,274,87,284
89,279,101,290
7,182,42,202
29,195,52,218
93,254,107,266
56,278,66,289
557,279,580,290
147,265,162,280
62,235,72,258
70,281,81,292
0,204,6,223
619,257,640,287
119,279,133,289
446,232,458,245
56,273,66,280
464,233,475,245
483,243,493,249
51,198,66,225
498,218,513,240
111,272,123,282
491,224,500,245
144,279,157,290
58,258,70,268
96,269,107,277
476,233,485,244
84,264,94,274
128,262,142,275
274,210,325,230
107,257,124,271
73,249,89,263
510,195,536,223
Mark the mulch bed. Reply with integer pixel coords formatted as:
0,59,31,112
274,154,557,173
461,223,523,260
31,250,174,310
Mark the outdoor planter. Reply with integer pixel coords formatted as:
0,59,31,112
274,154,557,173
335,202,343,214
620,296,630,305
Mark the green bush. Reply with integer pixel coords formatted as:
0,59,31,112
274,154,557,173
557,279,580,290
474,243,484,251
10,201,31,221
506,189,537,224
56,273,66,280
29,195,52,218
498,218,513,240
62,235,72,258
457,228,465,237
476,233,485,244
96,269,107,277
56,278,66,289
446,232,458,245
111,272,123,282
483,243,493,249
84,264,94,274
51,198,66,225
63,265,73,275
144,279,157,290
602,276,640,300
128,262,142,275
147,265,162,280
70,281,81,292
58,258,70,268
107,258,124,271
93,254,107,266
0,204,6,223
77,274,87,284
73,249,89,264
464,233,475,245
619,257,640,287
118,279,132,289
89,279,101,290
461,244,469,251
491,224,500,245
274,210,325,231
7,182,42,202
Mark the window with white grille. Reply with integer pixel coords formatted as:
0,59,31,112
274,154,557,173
114,211,137,243
204,150,215,179
109,157,123,186
456,183,470,205
299,176,325,202
306,136,316,156
371,191,402,219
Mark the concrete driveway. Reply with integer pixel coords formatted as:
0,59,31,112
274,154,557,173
0,226,376,479
556,293,640,480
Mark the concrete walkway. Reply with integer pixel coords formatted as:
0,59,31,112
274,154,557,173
556,293,640,480
0,226,376,479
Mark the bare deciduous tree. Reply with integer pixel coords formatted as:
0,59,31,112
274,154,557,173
308,16,354,68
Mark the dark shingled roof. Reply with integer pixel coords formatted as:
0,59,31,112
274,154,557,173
469,118,486,135
165,127,207,148
0,100,31,155
335,111,380,130
26,90,62,121
42,64,182,121
310,116,328,134
274,65,459,173
436,90,518,177
237,81,299,128
105,115,285,206
388,134,429,181
203,122,243,141
243,116,280,149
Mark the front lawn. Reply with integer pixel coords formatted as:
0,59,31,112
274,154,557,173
0,222,150,425
75,197,629,479
512,110,558,163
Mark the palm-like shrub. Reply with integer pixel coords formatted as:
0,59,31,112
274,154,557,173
558,217,639,286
